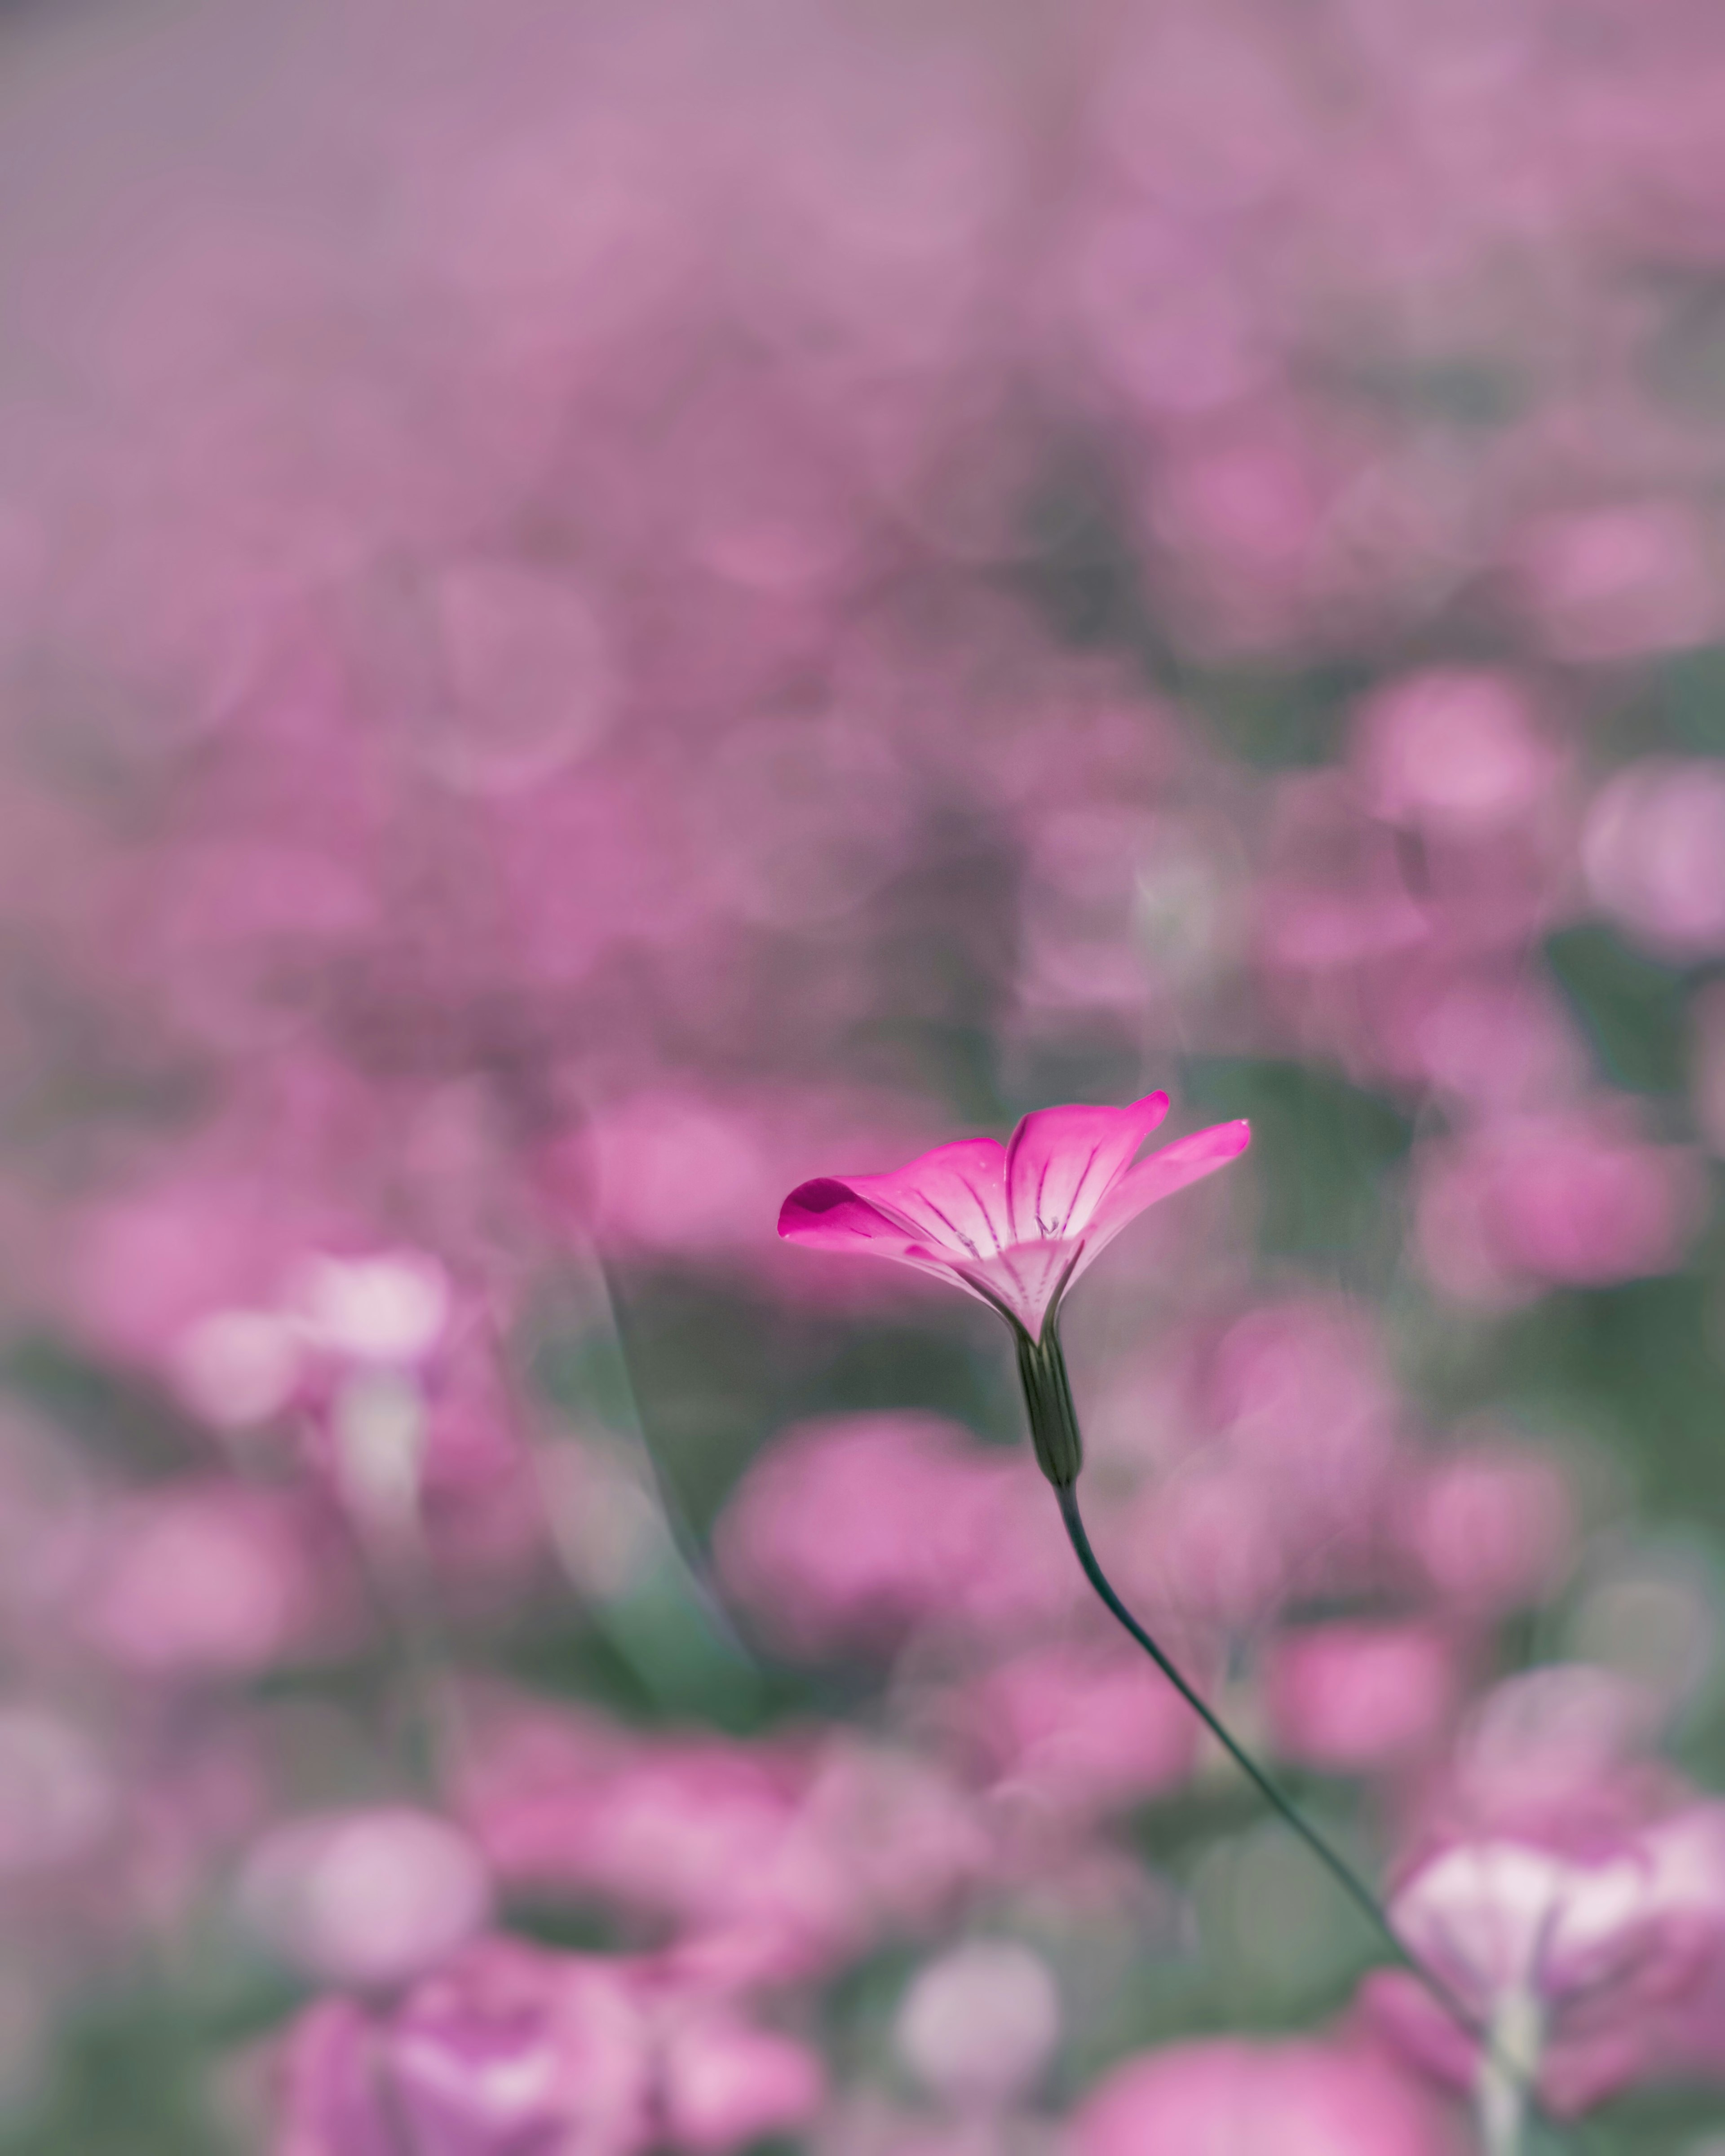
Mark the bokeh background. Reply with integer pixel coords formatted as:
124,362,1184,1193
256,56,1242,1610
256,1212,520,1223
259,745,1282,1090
3,0,1725,2149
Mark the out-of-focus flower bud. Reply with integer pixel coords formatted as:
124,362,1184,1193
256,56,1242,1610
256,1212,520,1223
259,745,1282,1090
1583,757,1725,961
240,1809,491,1991
894,1940,1060,2112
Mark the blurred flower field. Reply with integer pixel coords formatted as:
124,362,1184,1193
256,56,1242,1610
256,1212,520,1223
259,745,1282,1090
3,0,1725,2149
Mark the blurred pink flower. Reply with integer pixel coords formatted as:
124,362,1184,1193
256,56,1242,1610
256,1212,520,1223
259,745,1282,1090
0,1708,118,1878
275,1939,653,2156
1624,1806,1725,2087
654,2004,826,2155
1070,2035,1456,2156
1264,1621,1465,1776
954,1641,1200,1814
574,1087,936,1266
240,1808,491,1991
778,1096,1249,1338
1583,757,1725,961
1439,1664,1672,1846
1351,669,1564,844
61,1166,356,1398
712,1414,1073,1661
77,1483,332,1679
289,1250,452,1371
1196,1293,1398,1488
1374,971,1588,1118
1415,1106,1702,1304
1128,1458,1295,1631
1398,1441,1576,1617
461,1707,992,1985
1512,502,1719,661
1119,1292,1403,1627
893,1939,1060,2111
1366,1820,1725,2116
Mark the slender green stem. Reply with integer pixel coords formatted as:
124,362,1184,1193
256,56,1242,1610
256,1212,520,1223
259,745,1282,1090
1055,1483,1467,2008
1053,1477,1592,2150
1015,1319,1583,2141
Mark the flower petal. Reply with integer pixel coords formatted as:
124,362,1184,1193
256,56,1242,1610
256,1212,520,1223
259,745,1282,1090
1003,1094,1170,1243
825,1135,1011,1260
958,1239,1084,1336
778,1178,929,1259
777,1178,1004,1312
1068,1118,1252,1278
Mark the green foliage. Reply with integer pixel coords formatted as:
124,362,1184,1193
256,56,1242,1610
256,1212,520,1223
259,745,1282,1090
1655,642,1725,755
1178,663,1371,769
2,1334,209,1479
0,1994,234,2156
1182,1056,1413,1267
1544,923,1690,1094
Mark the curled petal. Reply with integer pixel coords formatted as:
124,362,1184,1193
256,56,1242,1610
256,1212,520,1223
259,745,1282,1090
777,1178,927,1259
783,1136,1010,1261
777,1176,1006,1315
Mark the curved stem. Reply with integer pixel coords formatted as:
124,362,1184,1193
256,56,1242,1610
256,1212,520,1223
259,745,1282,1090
1056,1480,1597,2155
1056,1482,1475,2014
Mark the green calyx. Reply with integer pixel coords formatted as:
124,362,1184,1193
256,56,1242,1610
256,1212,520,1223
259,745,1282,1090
1015,1323,1084,1488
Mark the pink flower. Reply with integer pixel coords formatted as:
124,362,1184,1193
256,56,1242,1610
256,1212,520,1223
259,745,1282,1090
1511,502,1720,662
1582,757,1725,961
893,1939,1060,2111
1398,1441,1576,1617
1264,1621,1464,1776
1365,1828,1722,2116
1351,668,1564,844
274,1939,654,2156
77,1482,333,1679
778,1095,1249,1339
460,1707,991,1985
655,2007,825,2154
711,1413,1073,1660
1070,2036,1455,2156
954,1640,1199,1813
1414,1107,1702,1305
239,1808,491,1991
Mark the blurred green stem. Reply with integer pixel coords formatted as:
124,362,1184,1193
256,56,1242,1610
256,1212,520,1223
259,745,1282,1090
1478,1993,1542,2156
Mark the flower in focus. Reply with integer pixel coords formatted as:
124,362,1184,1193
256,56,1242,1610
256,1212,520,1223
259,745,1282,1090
778,1094,1249,1341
